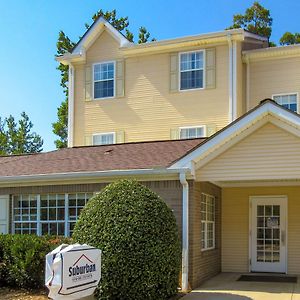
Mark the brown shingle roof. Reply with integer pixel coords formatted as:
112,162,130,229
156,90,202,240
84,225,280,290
0,139,205,177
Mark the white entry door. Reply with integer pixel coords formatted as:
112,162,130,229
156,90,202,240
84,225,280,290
250,196,287,273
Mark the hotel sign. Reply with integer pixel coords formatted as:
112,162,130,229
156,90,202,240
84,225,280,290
45,244,101,300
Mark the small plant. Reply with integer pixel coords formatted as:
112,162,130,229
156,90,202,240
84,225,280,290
73,180,181,300
0,234,72,288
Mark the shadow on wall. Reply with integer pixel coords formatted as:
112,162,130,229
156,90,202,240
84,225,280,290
183,292,253,300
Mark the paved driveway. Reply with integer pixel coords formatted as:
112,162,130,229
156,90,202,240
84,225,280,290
182,273,300,300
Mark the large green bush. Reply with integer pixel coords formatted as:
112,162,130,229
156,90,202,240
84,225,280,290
73,179,181,300
0,235,72,288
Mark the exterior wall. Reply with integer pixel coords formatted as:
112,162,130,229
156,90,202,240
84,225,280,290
248,56,300,110
4,180,183,234
189,181,221,288
197,123,300,181
73,30,231,146
222,186,300,274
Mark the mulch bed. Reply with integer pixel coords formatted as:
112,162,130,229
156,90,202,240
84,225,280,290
0,287,48,300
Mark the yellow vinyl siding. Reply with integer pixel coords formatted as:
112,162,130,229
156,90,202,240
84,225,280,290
222,186,300,274
249,56,300,109
197,123,300,181
73,29,230,146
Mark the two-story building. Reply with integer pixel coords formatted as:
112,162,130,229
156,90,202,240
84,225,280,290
1,17,300,290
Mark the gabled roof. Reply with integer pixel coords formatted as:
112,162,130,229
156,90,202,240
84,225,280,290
56,16,268,64
0,139,204,181
72,17,132,54
169,99,300,171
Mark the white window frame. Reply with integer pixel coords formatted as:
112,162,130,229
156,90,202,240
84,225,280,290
201,193,215,251
92,60,116,100
179,49,205,92
272,92,299,113
12,193,93,237
92,132,116,145
179,125,207,139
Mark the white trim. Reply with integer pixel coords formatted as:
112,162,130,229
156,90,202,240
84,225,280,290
179,125,207,139
228,35,233,122
249,195,288,273
232,40,237,120
92,61,116,100
245,57,250,111
178,49,205,92
169,101,300,169
272,92,299,114
72,17,131,55
180,172,189,292
92,132,116,145
67,64,75,147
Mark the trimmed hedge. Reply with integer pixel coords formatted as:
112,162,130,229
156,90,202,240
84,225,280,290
73,179,181,300
0,235,71,288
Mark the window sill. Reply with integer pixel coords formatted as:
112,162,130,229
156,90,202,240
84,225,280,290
179,87,205,92
201,247,216,252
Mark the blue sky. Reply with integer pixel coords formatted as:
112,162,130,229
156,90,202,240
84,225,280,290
0,0,299,151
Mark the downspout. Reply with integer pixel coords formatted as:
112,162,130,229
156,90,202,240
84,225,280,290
245,56,250,112
180,171,189,292
67,63,75,148
227,34,233,123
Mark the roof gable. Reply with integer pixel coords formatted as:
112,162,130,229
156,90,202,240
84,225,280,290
72,17,131,55
197,122,300,181
169,100,300,171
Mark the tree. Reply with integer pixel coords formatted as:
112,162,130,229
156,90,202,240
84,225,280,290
0,112,43,155
53,10,155,148
227,1,273,39
73,180,180,300
280,32,300,45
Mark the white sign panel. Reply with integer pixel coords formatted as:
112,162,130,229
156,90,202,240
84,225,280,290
45,244,101,300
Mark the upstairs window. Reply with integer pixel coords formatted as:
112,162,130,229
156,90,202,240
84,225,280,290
93,62,115,99
93,132,115,145
273,93,298,113
180,126,206,139
180,51,204,90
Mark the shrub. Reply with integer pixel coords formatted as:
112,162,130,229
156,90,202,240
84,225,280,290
0,234,72,288
73,179,181,300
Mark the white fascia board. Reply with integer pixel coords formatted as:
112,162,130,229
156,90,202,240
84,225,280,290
72,17,131,55
0,168,191,185
169,102,300,169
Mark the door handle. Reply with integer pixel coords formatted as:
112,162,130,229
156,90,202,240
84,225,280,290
281,230,285,246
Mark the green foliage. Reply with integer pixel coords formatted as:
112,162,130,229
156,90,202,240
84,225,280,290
0,112,43,155
280,32,300,45
53,9,155,148
0,235,72,288
227,1,273,39
52,99,68,149
138,26,156,44
73,180,181,300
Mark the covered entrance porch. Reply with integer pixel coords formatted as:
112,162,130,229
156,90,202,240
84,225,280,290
169,100,300,289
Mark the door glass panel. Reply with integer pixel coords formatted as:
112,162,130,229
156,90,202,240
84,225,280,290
256,204,280,263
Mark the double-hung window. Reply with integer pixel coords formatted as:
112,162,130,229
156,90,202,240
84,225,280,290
92,132,115,145
201,193,215,250
93,61,115,99
180,126,206,139
180,51,204,90
273,93,298,113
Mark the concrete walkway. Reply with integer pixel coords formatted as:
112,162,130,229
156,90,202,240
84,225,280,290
182,273,300,300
